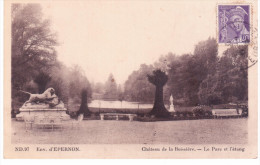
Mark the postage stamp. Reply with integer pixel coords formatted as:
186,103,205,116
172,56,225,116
2,0,258,160
218,5,250,44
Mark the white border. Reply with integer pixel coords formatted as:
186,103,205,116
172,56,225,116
0,0,259,165
1,0,4,164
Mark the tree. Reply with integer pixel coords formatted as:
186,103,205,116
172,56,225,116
161,53,190,105
68,65,92,101
93,82,104,94
198,74,223,105
47,62,70,105
11,4,58,113
12,4,58,90
34,71,52,93
124,64,155,102
77,89,91,117
218,45,248,103
103,74,118,100
183,37,218,105
147,69,170,118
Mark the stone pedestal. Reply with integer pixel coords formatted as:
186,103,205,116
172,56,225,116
169,105,175,112
16,101,70,121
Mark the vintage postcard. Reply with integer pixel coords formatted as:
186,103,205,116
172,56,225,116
3,0,258,159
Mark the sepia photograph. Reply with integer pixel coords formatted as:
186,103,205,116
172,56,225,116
3,0,258,159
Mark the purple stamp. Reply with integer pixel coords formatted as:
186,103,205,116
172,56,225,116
218,5,250,44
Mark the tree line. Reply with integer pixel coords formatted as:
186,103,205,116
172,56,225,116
124,38,248,106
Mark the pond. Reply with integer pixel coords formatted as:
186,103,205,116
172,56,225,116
89,100,153,109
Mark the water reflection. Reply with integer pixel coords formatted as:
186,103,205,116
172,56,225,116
89,100,153,109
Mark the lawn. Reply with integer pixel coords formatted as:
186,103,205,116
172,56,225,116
11,118,247,144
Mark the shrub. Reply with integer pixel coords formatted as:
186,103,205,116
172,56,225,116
192,107,205,117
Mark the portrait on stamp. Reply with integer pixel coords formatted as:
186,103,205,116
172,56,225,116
218,5,250,44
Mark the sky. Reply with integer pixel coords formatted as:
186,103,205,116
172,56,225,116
42,1,217,84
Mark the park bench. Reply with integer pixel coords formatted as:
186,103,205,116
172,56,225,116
212,109,242,118
100,113,137,121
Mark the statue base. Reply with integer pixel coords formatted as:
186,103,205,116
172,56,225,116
168,105,175,112
16,102,70,121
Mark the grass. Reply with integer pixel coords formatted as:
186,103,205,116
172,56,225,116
11,118,248,144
